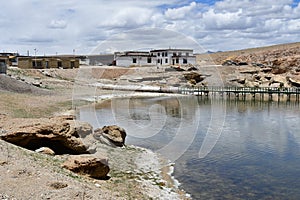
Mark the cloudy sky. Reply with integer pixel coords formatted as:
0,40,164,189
1,0,300,55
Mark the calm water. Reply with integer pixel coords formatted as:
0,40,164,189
79,96,300,199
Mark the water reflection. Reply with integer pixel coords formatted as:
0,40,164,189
78,97,300,199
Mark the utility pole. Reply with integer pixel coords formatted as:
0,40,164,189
34,48,37,68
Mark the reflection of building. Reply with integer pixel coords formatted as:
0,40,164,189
17,56,79,69
114,48,196,67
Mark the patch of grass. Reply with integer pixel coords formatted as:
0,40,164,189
19,147,85,182
2,93,78,118
10,100,73,118
13,108,36,118
7,68,23,76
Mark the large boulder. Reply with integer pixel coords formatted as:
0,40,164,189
0,116,93,154
62,155,109,179
184,72,205,83
94,125,126,147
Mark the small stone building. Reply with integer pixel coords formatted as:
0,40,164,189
17,56,80,69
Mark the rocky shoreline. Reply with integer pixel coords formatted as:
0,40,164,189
0,111,190,199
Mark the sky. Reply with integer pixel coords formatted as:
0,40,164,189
1,0,300,55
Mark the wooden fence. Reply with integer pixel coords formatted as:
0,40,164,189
178,86,300,101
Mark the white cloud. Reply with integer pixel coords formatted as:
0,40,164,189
286,19,300,32
203,8,254,30
165,2,197,20
48,20,68,29
0,0,300,54
99,7,153,29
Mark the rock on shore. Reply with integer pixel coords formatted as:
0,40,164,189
93,125,126,147
0,116,94,155
62,155,110,179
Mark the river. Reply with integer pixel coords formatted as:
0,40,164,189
78,96,300,199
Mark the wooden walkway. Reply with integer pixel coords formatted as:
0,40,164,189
178,86,300,101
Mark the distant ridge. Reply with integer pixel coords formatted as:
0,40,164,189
201,42,300,64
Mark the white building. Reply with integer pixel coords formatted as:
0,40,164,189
150,49,196,66
114,51,156,67
114,48,196,67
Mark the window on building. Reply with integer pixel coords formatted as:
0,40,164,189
186,52,189,56
165,52,168,57
71,61,75,68
176,58,179,64
45,61,49,68
158,53,160,56
147,57,152,63
133,58,137,63
165,58,168,63
173,52,176,56
57,61,62,68
183,58,187,64
162,52,164,57
32,60,42,68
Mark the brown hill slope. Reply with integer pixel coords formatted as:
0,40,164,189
200,42,300,65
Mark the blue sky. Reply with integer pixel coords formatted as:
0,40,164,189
1,0,300,55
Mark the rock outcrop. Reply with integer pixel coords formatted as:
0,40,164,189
218,45,300,88
93,125,126,147
288,77,300,87
0,116,93,154
62,155,109,179
228,46,300,72
184,72,205,84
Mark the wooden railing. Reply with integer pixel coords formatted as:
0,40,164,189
177,86,300,101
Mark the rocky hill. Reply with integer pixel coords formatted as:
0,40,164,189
200,42,300,88
206,42,300,65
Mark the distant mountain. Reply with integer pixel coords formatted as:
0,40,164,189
206,50,223,54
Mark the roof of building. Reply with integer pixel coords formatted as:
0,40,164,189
116,51,154,57
17,55,80,59
0,52,19,57
150,48,193,52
